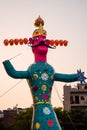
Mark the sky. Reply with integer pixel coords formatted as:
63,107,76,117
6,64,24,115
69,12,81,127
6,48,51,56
0,0,87,110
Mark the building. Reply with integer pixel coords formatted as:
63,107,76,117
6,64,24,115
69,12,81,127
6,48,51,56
0,107,27,128
63,83,87,111
0,109,17,128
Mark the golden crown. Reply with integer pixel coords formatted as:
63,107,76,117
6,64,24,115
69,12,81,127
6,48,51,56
32,16,47,37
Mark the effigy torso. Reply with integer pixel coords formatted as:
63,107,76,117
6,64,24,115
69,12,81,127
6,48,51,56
27,62,61,130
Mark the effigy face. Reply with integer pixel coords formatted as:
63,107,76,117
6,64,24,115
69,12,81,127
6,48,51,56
31,36,49,54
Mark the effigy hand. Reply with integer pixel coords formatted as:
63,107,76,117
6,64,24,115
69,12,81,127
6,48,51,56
77,69,87,84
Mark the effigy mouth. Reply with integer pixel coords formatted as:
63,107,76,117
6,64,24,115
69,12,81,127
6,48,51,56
28,41,56,49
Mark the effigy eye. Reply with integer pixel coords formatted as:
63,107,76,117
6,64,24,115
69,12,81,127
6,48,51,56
43,36,46,41
34,36,39,41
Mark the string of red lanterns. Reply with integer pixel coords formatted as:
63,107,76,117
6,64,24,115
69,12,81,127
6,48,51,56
3,38,68,47
50,39,68,46
3,38,29,46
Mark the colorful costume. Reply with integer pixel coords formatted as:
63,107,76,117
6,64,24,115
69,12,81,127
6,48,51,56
3,17,86,130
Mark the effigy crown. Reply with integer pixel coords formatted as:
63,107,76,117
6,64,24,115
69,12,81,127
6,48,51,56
32,16,47,37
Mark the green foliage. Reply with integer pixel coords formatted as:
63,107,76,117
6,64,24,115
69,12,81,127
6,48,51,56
11,108,33,130
0,122,5,130
54,107,87,130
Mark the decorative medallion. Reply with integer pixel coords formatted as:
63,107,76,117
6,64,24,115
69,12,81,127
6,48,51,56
34,96,38,100
33,73,38,79
33,86,38,91
42,94,48,100
43,107,51,115
47,120,54,126
41,85,47,91
35,122,40,129
41,72,49,80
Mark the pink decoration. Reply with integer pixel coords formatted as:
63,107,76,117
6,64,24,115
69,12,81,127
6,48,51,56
42,94,48,100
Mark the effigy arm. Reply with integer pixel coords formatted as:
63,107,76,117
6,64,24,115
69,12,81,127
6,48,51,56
3,60,30,79
54,73,78,82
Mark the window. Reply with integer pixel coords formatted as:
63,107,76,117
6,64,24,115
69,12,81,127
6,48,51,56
81,96,84,100
85,85,87,89
75,96,79,104
70,96,74,104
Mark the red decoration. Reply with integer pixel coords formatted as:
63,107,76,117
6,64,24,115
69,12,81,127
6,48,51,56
19,38,23,45
33,86,38,91
50,40,55,46
59,40,63,46
4,39,9,46
24,38,28,44
47,120,54,126
14,39,19,45
63,40,68,46
9,39,14,45
55,40,59,46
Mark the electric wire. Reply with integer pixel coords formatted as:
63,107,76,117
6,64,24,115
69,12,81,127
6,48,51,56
0,53,22,98
0,79,23,98
8,53,21,61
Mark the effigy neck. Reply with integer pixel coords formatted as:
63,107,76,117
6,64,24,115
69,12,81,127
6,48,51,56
34,53,47,62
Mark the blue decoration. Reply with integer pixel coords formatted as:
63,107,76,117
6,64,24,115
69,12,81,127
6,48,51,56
77,69,87,84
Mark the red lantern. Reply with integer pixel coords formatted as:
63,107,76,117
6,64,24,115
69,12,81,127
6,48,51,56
4,39,9,46
50,40,55,46
19,38,23,45
63,40,68,46
59,40,63,46
55,40,59,46
9,39,14,45
14,38,19,45
24,38,28,44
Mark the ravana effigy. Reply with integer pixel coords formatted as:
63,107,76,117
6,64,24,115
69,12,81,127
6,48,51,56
3,16,86,130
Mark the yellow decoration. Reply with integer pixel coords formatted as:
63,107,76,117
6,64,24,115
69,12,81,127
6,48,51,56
34,101,51,105
35,122,40,129
41,85,47,91
33,73,38,79
34,96,38,100
50,75,54,80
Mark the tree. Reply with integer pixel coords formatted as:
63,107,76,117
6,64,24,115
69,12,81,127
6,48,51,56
11,108,33,130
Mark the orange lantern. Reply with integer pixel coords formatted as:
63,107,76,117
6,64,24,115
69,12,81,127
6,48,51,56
59,40,63,46
55,40,59,46
19,38,23,45
14,38,19,45
63,40,68,46
24,38,28,44
9,39,14,45
50,40,55,46
4,39,9,46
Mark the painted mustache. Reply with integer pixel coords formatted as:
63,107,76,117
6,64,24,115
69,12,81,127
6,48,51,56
28,41,56,49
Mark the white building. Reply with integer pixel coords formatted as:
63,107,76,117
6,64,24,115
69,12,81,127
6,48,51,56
63,83,87,111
